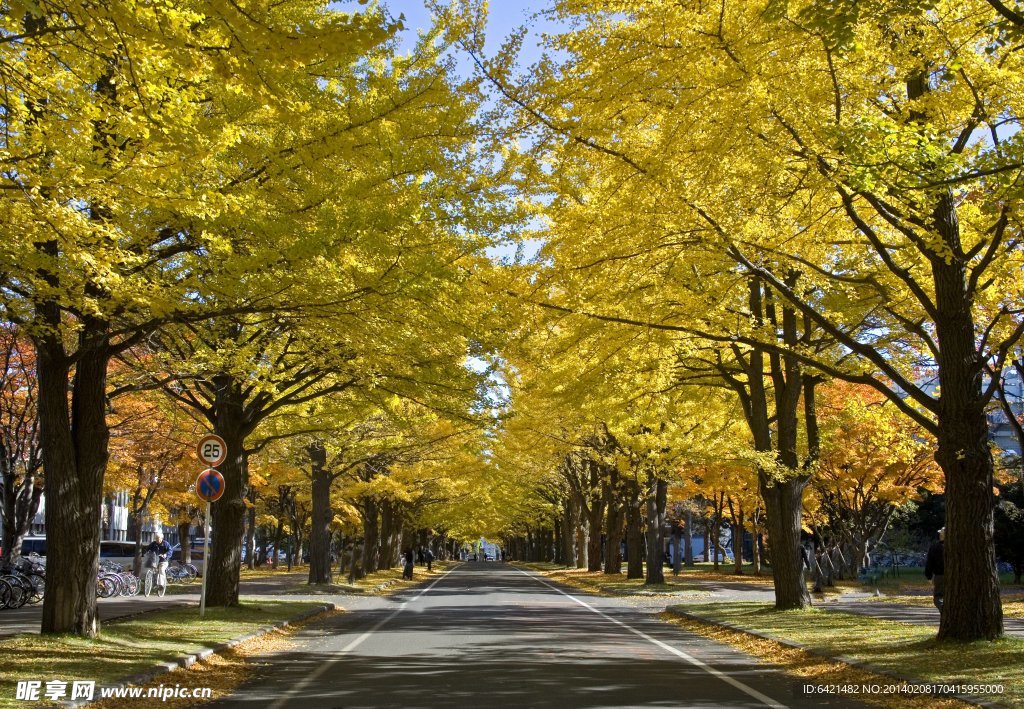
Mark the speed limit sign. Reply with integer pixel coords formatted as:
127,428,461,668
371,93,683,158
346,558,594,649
197,434,227,467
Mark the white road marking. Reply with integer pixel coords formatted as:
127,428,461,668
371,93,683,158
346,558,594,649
267,567,456,709
515,567,788,709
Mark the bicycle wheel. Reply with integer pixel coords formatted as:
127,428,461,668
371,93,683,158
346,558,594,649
95,575,115,598
4,571,35,604
3,576,27,608
124,574,140,596
108,573,125,597
0,578,12,609
184,564,198,580
144,569,153,597
25,573,44,604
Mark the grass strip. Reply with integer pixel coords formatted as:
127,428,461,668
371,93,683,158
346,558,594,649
517,561,711,597
279,560,455,596
661,611,971,709
87,607,345,709
0,599,328,709
665,601,1023,707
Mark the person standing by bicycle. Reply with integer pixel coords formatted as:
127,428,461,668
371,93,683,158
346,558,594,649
145,532,171,593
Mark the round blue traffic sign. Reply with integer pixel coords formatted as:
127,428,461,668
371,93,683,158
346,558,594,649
196,469,226,502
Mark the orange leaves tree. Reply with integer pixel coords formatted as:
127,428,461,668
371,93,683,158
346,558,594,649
811,382,942,575
0,326,42,564
106,388,202,571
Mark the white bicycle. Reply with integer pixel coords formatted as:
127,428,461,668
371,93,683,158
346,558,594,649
142,552,167,597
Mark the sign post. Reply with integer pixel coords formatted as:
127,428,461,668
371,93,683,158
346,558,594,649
195,460,226,619
200,501,211,618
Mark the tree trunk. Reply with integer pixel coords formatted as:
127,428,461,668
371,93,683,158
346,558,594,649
307,442,333,585
562,496,577,567
0,459,43,567
577,518,589,570
927,205,1003,639
598,465,622,577
731,500,745,575
626,478,644,579
361,497,380,574
271,518,283,570
131,512,145,576
244,489,257,571
603,467,623,575
379,499,394,569
291,525,303,570
178,521,192,565
741,277,813,610
712,492,723,571
672,527,682,575
205,376,248,607
684,508,694,567
586,504,603,572
752,530,761,576
760,475,812,609
37,321,110,636
337,533,346,575
645,478,667,585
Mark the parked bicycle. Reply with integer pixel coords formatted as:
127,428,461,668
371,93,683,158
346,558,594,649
166,560,197,583
97,561,140,598
0,562,44,607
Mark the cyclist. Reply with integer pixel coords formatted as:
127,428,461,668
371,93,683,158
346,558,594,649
144,532,172,594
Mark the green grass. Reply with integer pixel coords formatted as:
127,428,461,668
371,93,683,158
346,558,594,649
669,601,1024,706
0,599,327,709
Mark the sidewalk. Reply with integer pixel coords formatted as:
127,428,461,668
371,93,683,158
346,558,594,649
821,598,1024,638
0,569,413,638
663,573,1024,637
0,573,306,638
0,594,197,639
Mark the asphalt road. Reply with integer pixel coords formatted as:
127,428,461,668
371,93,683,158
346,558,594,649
205,563,861,709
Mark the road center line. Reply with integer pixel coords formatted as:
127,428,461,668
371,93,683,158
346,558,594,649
267,566,457,709
514,567,788,709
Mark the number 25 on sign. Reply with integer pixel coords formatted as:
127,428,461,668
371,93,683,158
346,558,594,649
197,433,227,467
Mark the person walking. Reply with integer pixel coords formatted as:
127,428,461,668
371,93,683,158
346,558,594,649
425,548,434,572
924,527,945,611
402,548,414,580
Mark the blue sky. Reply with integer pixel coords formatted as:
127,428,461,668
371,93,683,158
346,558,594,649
330,1,554,263
385,1,550,60
330,1,554,68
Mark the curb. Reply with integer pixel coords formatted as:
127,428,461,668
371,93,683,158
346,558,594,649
63,602,336,708
665,607,1005,709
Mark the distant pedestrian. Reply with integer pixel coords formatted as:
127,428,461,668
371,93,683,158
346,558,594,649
425,548,434,571
402,548,414,580
799,544,810,570
925,527,945,611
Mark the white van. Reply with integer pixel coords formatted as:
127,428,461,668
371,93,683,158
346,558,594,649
19,536,47,557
